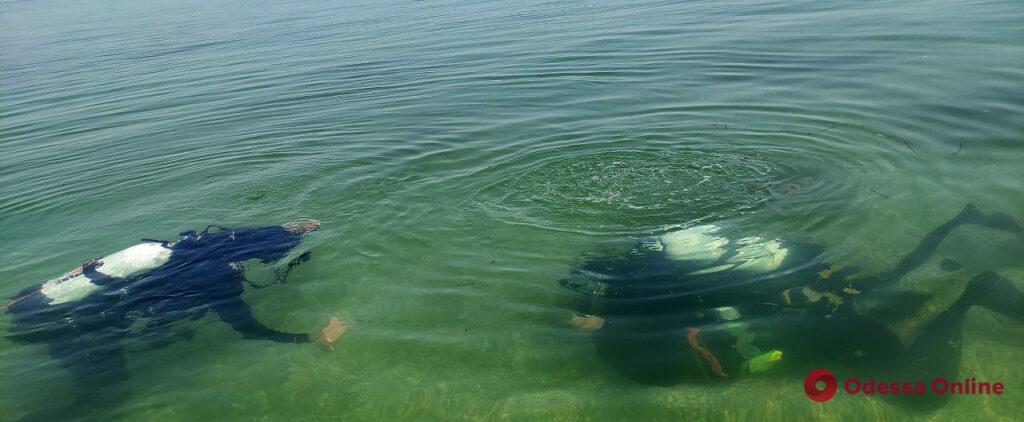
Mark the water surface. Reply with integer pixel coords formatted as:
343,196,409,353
2,0,1022,420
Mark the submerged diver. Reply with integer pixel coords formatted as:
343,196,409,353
561,204,1023,407
6,219,347,400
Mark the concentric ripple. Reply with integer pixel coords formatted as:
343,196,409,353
470,141,847,236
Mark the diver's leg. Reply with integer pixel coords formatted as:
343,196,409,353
211,297,310,343
856,203,1020,291
975,211,1024,237
24,327,135,421
897,290,972,410
957,271,1024,321
896,271,1023,410
48,327,131,390
879,204,981,284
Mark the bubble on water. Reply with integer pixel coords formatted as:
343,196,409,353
471,144,833,235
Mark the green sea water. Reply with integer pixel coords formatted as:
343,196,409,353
1,0,1022,420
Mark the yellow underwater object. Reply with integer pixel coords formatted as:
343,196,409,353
744,350,783,374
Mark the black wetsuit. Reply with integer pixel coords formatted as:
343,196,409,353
563,232,832,385
6,225,313,392
562,204,1024,397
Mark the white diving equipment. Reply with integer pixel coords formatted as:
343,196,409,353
653,224,790,275
38,242,173,304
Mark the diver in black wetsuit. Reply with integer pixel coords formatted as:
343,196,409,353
561,204,1024,408
6,219,346,410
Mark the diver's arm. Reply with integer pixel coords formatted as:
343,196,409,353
569,313,605,331
565,283,606,331
211,296,310,343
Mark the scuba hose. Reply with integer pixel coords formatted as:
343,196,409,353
244,251,312,290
